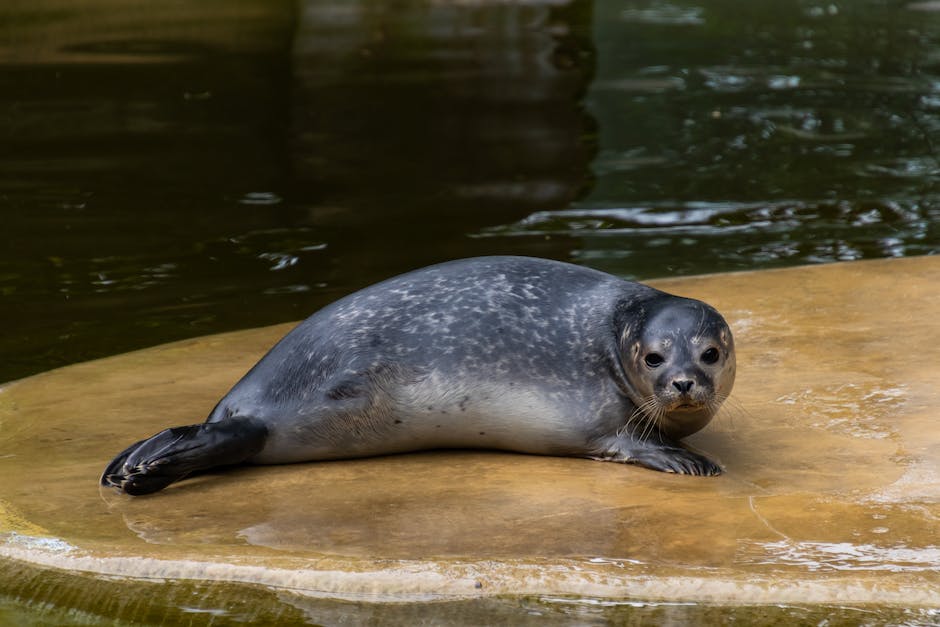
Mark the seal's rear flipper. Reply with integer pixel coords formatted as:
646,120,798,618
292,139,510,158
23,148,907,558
100,418,268,495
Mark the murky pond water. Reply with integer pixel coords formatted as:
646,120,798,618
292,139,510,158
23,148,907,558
3,0,940,623
4,0,940,385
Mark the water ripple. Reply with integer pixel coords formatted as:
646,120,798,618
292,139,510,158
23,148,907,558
475,200,939,274
621,3,705,26
741,539,940,573
479,200,927,238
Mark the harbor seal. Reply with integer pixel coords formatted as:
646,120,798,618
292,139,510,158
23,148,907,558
101,256,736,495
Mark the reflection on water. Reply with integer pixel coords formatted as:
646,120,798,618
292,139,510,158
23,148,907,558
479,198,931,274
0,0,592,383
3,0,940,382
480,0,940,275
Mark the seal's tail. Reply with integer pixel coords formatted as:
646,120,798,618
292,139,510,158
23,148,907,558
100,418,268,495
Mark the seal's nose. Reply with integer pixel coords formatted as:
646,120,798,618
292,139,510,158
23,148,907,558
672,379,694,393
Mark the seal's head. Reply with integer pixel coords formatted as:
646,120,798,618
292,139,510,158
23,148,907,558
621,296,736,440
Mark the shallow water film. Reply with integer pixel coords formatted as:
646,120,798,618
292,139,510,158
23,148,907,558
4,0,940,384
3,0,940,624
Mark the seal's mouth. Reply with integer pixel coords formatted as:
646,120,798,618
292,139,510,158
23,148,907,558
669,401,704,412
657,400,715,440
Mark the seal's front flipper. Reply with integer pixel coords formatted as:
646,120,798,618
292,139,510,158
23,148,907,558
100,418,268,495
627,445,722,476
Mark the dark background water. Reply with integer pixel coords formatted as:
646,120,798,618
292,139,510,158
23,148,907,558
2,0,939,385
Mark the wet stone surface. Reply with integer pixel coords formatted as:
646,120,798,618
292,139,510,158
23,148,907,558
0,257,938,611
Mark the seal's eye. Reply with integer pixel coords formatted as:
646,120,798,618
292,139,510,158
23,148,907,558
644,353,664,368
701,347,720,365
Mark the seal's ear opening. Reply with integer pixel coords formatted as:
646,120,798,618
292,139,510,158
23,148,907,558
100,418,268,496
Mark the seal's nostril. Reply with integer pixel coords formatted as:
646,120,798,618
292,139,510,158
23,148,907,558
673,379,694,393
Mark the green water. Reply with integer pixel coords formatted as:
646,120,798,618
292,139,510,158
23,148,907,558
4,0,940,386
3,0,940,623
2,559,938,626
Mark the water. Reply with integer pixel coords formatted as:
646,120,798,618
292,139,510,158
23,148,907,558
3,0,940,623
510,0,940,275
3,559,936,626
3,0,940,385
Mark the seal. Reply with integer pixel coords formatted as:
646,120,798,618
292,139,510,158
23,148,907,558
101,256,735,495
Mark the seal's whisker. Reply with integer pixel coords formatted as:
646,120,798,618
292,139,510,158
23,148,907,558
618,404,648,438
621,396,659,440
637,397,663,443
713,394,750,428
622,400,647,439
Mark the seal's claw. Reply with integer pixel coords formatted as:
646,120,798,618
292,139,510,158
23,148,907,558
627,446,723,477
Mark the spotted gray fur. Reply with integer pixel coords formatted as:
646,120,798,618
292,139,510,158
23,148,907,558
102,256,735,495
